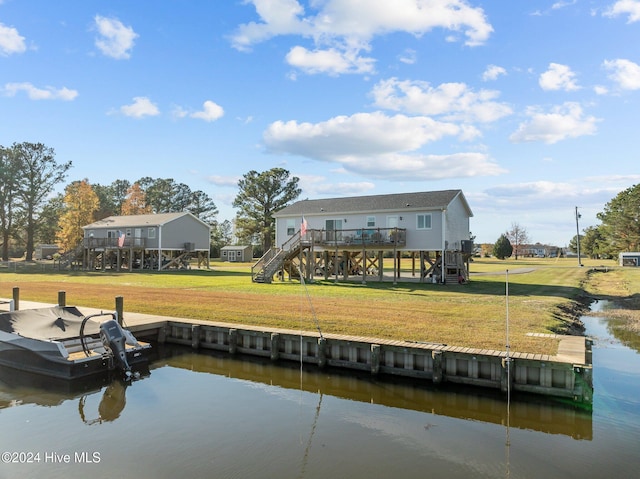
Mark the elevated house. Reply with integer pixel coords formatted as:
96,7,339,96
253,189,473,284
81,212,211,271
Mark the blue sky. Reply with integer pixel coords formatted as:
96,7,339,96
1,0,639,246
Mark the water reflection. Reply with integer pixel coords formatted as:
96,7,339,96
0,366,147,425
153,344,593,440
0,343,592,440
590,299,640,353
78,380,128,425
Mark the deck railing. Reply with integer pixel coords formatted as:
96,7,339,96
83,237,146,249
302,228,406,247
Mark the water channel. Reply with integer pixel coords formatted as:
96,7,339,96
1,301,638,479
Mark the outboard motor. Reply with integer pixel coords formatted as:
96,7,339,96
100,320,132,379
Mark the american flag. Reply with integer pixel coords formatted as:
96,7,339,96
117,231,126,247
301,216,308,236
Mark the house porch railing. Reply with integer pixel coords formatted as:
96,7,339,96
83,237,146,249
301,227,406,248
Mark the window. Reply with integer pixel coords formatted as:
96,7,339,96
107,230,117,238
366,216,376,227
417,213,432,230
286,219,295,236
148,227,156,239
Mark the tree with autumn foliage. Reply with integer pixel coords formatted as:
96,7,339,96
56,179,99,252
121,182,152,215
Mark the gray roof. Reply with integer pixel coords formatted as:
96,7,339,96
274,189,472,217
82,212,207,229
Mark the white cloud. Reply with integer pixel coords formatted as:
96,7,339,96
298,174,376,197
94,15,138,59
263,111,505,180
285,46,375,75
265,112,460,157
539,63,580,91
3,82,78,100
398,48,417,65
0,22,26,56
119,97,160,118
604,0,640,22
371,78,512,123
552,0,577,10
207,175,240,187
482,64,506,81
603,58,640,90
509,102,599,144
231,0,493,76
594,85,609,95
191,100,225,122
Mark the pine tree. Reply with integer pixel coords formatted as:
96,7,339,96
493,234,513,260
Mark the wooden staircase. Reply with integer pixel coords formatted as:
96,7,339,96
444,251,469,284
252,232,303,283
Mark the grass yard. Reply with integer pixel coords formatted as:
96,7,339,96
1,256,632,355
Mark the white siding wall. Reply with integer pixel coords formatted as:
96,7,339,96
276,209,448,251
444,196,471,250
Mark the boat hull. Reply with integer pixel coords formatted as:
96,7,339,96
0,330,151,380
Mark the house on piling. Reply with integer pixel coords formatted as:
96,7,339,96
252,189,473,284
81,212,211,271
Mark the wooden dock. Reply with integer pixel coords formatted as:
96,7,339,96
1,296,593,407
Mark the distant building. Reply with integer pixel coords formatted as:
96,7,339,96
82,212,211,271
35,244,60,260
619,252,640,267
221,245,253,262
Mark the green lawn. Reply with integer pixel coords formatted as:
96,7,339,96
0,256,628,355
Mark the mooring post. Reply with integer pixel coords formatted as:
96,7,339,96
191,325,201,350
115,296,124,326
317,337,327,368
12,287,19,311
270,333,280,361
585,338,593,365
500,357,513,393
370,344,380,375
157,326,166,344
432,350,443,383
58,290,66,307
573,364,594,405
229,328,238,354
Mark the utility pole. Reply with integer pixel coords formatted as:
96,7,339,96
575,206,582,267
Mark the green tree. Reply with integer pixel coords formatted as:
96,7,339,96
233,168,301,251
210,219,233,258
493,234,513,260
580,225,608,259
137,177,192,213
188,190,218,224
0,146,21,260
568,234,583,255
14,142,71,261
93,179,131,218
56,179,100,251
37,194,65,245
597,184,640,253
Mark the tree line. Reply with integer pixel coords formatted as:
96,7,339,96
490,185,640,260
1,142,301,261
